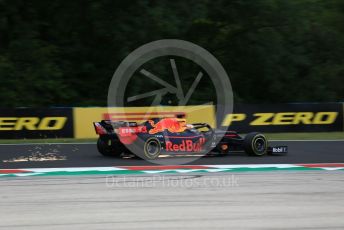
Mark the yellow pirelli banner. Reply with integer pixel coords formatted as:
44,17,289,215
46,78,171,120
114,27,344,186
73,106,215,138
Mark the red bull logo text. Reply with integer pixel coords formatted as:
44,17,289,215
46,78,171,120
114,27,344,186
165,138,206,152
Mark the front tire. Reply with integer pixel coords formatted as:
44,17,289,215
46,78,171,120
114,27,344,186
243,132,267,156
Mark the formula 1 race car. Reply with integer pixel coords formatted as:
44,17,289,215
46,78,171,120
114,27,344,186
93,117,288,159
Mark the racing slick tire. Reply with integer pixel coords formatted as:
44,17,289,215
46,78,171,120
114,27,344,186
243,132,268,156
143,137,161,160
97,138,121,157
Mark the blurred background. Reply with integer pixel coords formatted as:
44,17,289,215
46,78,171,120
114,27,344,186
0,0,343,139
0,0,343,107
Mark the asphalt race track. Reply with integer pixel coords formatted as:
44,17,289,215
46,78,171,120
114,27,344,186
0,140,343,168
1,172,344,230
1,140,343,230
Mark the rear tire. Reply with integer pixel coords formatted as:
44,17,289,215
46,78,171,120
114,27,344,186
97,138,121,157
143,137,161,160
243,132,267,156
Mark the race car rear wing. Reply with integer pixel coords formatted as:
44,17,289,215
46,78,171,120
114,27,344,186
94,120,145,135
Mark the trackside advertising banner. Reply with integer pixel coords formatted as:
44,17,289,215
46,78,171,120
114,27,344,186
0,108,74,139
73,106,215,138
0,104,342,139
219,103,344,133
